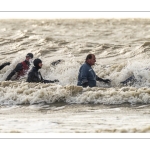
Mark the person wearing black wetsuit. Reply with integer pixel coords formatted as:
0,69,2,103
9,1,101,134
26,58,59,83
120,75,136,85
0,62,10,70
5,53,33,81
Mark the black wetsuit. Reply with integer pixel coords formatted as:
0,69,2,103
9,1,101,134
0,64,7,70
0,62,10,70
6,60,29,80
26,66,56,83
120,75,136,85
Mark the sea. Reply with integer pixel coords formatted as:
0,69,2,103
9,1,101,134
1,19,150,133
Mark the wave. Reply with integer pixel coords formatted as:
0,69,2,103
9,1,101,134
1,19,150,107
1,81,150,106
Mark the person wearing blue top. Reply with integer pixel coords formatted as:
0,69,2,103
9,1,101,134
77,54,111,87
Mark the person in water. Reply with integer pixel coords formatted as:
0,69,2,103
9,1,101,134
0,62,10,70
120,66,150,85
6,53,34,81
27,58,59,83
77,54,111,87
120,75,136,85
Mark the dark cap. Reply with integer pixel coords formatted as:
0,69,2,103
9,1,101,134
26,53,33,58
33,58,42,68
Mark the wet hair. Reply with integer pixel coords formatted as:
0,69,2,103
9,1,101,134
85,54,95,61
26,53,33,58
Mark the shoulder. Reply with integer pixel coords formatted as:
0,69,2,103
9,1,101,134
28,68,36,76
16,62,23,67
79,63,90,72
81,63,87,67
14,63,23,71
82,63,90,69
29,67,38,73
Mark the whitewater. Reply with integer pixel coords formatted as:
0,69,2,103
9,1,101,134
0,19,150,133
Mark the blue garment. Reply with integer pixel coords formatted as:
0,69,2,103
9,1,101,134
77,63,98,87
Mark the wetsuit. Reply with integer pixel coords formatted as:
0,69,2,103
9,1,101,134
77,62,110,87
120,75,136,85
0,62,10,70
26,66,57,83
6,60,30,80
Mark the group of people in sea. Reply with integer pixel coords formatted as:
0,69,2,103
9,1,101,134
0,53,136,87
1,53,59,84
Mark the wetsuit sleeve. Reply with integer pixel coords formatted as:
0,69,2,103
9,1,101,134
0,64,6,70
43,79,59,83
41,71,59,83
0,62,10,70
96,75,104,82
5,63,23,80
14,63,23,72
96,75,111,83
43,80,54,83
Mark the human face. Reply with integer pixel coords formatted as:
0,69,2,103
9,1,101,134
87,55,96,66
38,62,43,68
26,56,32,62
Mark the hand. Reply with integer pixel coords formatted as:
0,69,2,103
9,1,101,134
103,79,111,83
82,82,88,87
2,62,10,66
43,80,51,83
54,79,59,82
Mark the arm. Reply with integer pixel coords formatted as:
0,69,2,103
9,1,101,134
0,62,10,70
37,71,59,83
37,72,59,83
5,63,22,80
96,75,111,83
43,79,59,83
96,75,104,81
27,71,59,83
